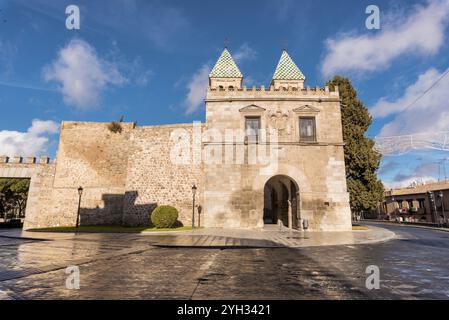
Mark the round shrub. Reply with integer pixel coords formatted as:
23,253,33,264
151,205,178,228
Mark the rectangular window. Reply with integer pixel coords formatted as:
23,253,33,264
299,117,316,142
245,116,261,142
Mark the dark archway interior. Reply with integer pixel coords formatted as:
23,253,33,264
263,175,299,227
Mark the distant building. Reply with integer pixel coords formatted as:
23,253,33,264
379,181,449,224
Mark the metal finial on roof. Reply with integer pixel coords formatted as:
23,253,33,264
281,39,289,50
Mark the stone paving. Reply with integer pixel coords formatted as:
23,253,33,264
0,224,448,299
149,224,395,248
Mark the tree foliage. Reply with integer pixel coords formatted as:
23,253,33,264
0,178,30,221
326,76,384,214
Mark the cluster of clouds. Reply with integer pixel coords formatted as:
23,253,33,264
43,39,127,110
372,67,449,136
41,39,258,115
42,38,154,111
184,64,211,114
321,0,449,77
319,0,449,188
320,0,449,138
0,119,59,157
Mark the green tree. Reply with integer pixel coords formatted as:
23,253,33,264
10,179,30,218
0,178,30,221
326,76,384,217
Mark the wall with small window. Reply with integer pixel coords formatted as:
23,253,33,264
299,117,317,142
245,116,261,142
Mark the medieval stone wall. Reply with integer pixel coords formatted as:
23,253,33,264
0,156,56,229
1,85,352,231
123,124,204,226
46,121,135,227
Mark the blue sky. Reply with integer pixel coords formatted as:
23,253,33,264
0,0,449,188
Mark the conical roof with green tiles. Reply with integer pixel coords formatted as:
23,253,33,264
209,48,243,78
272,50,305,81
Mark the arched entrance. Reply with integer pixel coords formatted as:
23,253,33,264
263,175,299,229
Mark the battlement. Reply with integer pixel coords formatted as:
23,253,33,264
206,85,339,101
0,156,52,164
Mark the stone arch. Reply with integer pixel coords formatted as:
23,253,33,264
263,174,300,229
251,163,311,193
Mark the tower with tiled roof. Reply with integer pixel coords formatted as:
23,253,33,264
203,46,351,232
271,49,306,89
209,47,243,90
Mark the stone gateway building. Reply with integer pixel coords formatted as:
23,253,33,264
0,49,352,231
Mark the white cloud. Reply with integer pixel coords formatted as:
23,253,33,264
184,64,210,114
0,119,59,157
233,43,258,63
321,0,449,77
43,39,126,110
371,66,449,136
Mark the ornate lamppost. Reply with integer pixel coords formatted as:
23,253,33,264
191,184,197,229
76,186,83,228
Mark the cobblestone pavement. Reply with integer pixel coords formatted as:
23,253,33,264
0,223,448,300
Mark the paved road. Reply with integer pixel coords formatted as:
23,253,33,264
0,223,448,299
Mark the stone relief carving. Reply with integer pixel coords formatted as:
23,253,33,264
269,107,292,136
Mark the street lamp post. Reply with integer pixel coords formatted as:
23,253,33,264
391,196,396,221
438,191,445,227
76,186,83,228
191,184,197,229
197,205,202,228
428,191,439,227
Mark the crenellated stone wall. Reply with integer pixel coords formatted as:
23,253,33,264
0,156,56,229
1,85,351,231
0,121,204,229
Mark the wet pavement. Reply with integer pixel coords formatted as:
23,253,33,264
0,223,448,299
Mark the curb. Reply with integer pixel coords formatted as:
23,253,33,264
362,221,449,233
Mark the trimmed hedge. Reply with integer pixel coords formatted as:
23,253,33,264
151,205,178,228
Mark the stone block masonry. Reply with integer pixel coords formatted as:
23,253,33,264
122,124,204,226
0,121,204,229
0,48,353,231
0,156,56,229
